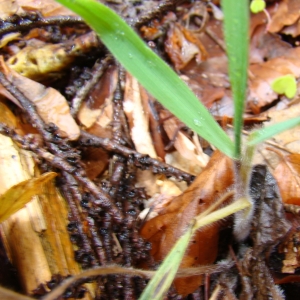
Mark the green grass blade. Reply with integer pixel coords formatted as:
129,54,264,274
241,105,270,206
139,225,193,300
221,0,249,158
247,117,300,146
56,0,234,158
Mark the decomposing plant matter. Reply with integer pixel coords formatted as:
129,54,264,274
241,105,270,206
1,0,300,299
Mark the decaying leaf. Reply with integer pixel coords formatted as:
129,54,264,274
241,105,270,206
248,47,300,113
268,0,300,34
140,150,234,296
273,153,300,205
0,0,76,19
278,214,300,273
272,152,300,274
6,32,99,80
161,110,209,173
78,65,118,129
165,23,208,71
124,73,184,200
0,32,21,49
124,74,157,158
0,172,57,223
0,57,80,140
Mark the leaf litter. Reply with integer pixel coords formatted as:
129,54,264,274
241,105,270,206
0,0,300,299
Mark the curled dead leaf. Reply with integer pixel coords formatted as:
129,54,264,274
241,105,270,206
268,0,300,34
273,153,300,205
165,23,207,71
140,150,234,296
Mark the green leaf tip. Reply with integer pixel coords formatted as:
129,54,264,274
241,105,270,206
271,74,297,99
250,0,266,14
56,0,235,158
139,226,193,300
247,117,300,146
221,0,249,159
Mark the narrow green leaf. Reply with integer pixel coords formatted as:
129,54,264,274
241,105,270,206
271,74,297,99
139,225,193,300
250,0,266,14
247,117,300,146
221,0,249,158
56,0,235,158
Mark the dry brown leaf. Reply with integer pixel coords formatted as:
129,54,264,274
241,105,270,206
0,33,21,49
278,214,300,273
0,0,76,19
261,102,300,154
165,23,207,71
273,153,300,206
78,66,118,179
268,0,300,34
161,110,209,174
250,27,292,64
0,0,23,19
78,66,118,128
140,151,234,296
281,20,300,37
124,74,157,158
248,47,300,113
124,74,184,199
0,57,80,140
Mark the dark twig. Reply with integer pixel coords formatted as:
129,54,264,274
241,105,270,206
131,0,179,28
60,173,99,268
0,71,51,141
79,131,195,183
0,13,85,38
71,56,113,116
0,124,123,222
112,64,132,146
86,216,108,264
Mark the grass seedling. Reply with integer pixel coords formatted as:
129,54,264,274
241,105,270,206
56,0,300,298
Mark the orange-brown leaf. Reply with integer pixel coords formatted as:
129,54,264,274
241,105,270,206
0,57,80,140
165,23,207,71
273,153,300,205
268,0,300,34
140,150,234,295
0,172,57,223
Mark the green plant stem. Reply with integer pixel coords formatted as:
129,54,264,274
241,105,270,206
193,197,251,231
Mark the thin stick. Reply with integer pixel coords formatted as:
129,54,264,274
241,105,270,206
79,130,195,183
42,263,232,300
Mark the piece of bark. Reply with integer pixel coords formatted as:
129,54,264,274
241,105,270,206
0,103,92,298
239,165,291,300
